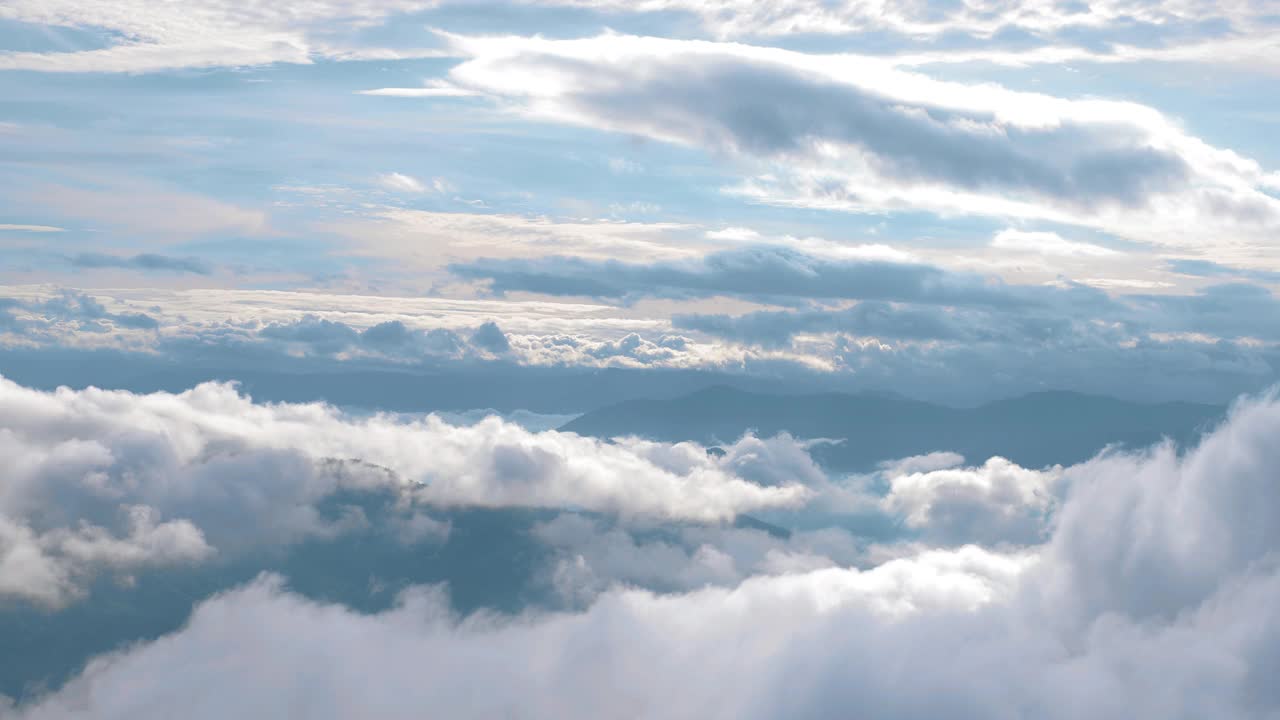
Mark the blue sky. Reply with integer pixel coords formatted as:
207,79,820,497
2,0,1279,403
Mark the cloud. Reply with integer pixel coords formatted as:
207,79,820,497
220,315,514,364
674,302,994,346
0,376,809,607
524,0,1267,45
991,229,1119,258
1040,390,1280,624
1,291,161,334
374,173,454,195
436,32,1280,252
469,321,511,354
0,0,443,72
329,208,698,266
0,508,212,609
533,513,866,606
11,390,1280,718
1166,258,1280,285
881,456,1062,545
21,181,268,238
376,172,430,194
67,253,213,275
506,1,1280,71
359,86,482,98
450,246,1056,308
2,280,1275,406
1129,283,1280,342
0,225,64,233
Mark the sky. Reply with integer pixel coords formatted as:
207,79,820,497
3,2,1280,717
2,0,1279,404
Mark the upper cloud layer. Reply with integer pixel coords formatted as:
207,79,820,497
429,32,1280,257
0,0,444,72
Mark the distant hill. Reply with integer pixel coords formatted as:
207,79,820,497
559,386,1225,471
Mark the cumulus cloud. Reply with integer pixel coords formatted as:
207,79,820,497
0,377,809,607
881,456,1062,545
10,390,1280,718
187,315,507,365
1038,391,1280,624
0,508,212,609
1,291,160,336
469,321,511,354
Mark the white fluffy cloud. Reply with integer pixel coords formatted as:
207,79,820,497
881,455,1061,545
0,508,212,608
6,548,1033,720
991,228,1120,258
10,390,1280,718
0,377,809,607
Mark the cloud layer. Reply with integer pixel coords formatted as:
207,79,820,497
9,390,1280,718
0,377,812,608
432,32,1280,253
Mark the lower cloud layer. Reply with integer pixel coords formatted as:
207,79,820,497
3,381,1280,717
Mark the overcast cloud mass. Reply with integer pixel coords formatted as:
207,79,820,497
2,0,1278,716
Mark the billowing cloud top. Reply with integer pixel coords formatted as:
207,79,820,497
2,382,1280,717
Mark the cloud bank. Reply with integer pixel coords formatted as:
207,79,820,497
0,377,811,608
6,387,1280,717
430,32,1280,254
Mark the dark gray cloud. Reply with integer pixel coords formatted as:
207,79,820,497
1165,259,1280,285
470,321,512,354
1,291,161,332
3,277,1276,407
1128,283,1280,341
68,253,213,275
260,316,362,354
450,246,1098,309
253,315,507,362
675,302,991,346
569,56,1190,208
361,320,414,348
